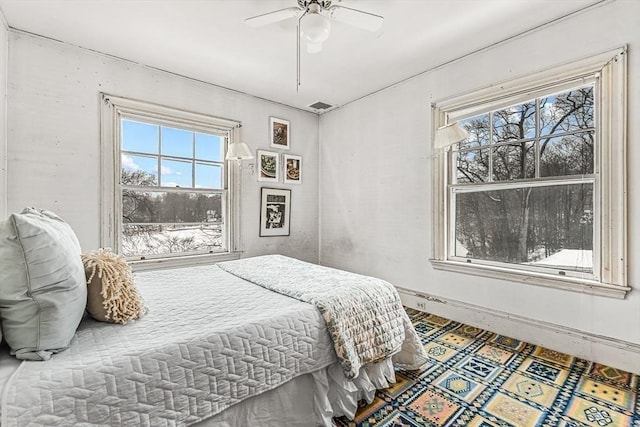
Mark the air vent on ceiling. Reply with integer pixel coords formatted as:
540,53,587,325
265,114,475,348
308,101,333,111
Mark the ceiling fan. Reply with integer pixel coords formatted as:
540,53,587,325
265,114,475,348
246,1,384,53
246,0,384,90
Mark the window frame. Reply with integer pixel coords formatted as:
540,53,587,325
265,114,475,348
100,94,243,270
430,47,629,298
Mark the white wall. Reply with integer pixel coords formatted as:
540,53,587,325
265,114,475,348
0,9,7,218
320,0,640,369
6,32,320,262
5,1,639,371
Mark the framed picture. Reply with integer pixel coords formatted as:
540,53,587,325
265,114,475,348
259,187,291,237
257,150,280,182
270,117,290,150
283,154,302,184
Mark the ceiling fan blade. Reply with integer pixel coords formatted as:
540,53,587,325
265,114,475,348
245,7,301,27
328,5,383,32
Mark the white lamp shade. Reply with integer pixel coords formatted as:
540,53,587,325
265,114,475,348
225,142,254,161
433,122,469,149
301,12,331,44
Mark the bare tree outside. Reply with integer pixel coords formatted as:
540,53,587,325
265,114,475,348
120,169,224,257
453,85,594,272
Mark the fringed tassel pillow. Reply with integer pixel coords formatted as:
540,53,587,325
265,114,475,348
81,248,147,324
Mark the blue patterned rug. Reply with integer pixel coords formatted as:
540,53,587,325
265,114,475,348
334,308,639,427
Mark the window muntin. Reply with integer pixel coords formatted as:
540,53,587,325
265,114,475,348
119,117,228,259
450,84,595,277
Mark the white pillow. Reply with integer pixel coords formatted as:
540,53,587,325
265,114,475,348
0,208,87,360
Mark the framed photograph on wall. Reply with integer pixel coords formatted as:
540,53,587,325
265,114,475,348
269,117,290,150
259,187,291,237
257,150,280,182
283,154,302,184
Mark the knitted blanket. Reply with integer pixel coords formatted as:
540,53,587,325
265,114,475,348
217,255,426,379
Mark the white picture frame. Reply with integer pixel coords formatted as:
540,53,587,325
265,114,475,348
257,149,280,183
269,117,290,150
283,154,302,184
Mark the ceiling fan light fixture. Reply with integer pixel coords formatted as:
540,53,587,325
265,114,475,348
246,0,383,90
301,11,331,44
306,42,323,54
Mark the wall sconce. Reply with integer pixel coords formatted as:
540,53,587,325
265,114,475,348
225,125,255,174
433,122,469,150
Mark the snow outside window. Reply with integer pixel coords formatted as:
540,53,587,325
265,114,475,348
119,119,227,258
101,95,242,268
430,48,629,298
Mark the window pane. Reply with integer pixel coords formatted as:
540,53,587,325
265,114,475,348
161,127,193,157
195,163,222,189
456,149,489,183
492,142,535,181
121,224,223,257
454,183,593,272
122,190,222,224
492,102,536,143
121,154,158,185
122,189,157,223
121,120,159,154
161,159,193,187
540,86,594,136
540,132,594,177
458,114,490,149
195,133,223,161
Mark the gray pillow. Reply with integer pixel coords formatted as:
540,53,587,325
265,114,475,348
0,208,87,360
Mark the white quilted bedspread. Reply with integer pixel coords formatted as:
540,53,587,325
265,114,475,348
1,264,335,426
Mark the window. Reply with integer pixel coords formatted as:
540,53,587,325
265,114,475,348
101,95,242,268
431,48,629,298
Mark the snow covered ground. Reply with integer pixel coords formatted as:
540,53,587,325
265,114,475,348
531,249,593,270
122,224,223,257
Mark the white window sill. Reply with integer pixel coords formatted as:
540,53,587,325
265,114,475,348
430,259,631,299
129,251,242,272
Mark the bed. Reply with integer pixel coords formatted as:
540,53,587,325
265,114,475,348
0,255,427,426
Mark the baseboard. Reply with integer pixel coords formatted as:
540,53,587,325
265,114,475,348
397,287,640,375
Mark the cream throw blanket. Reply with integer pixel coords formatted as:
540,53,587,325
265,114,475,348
217,255,427,379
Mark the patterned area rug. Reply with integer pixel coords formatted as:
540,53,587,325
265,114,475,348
334,308,639,427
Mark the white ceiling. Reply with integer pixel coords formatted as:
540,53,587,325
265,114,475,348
0,0,602,113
